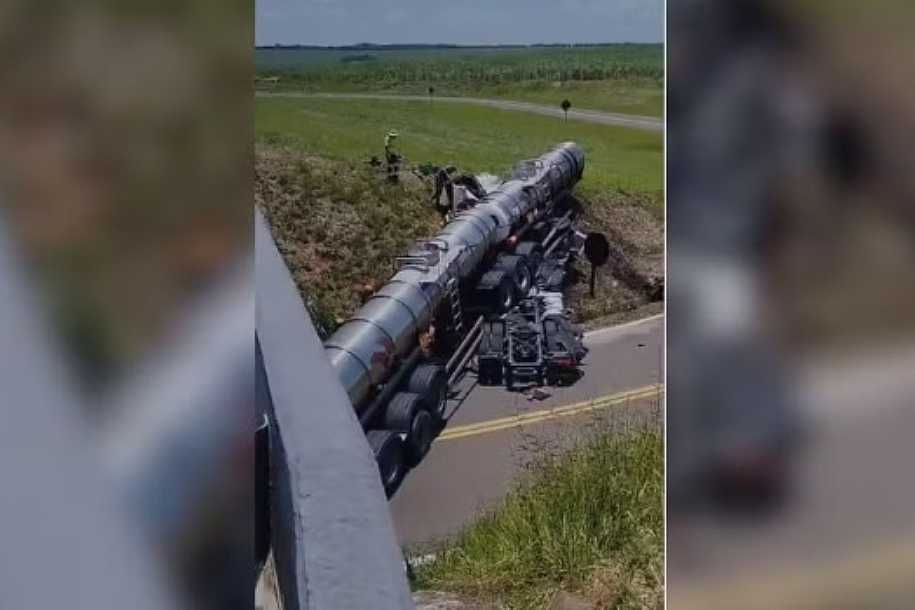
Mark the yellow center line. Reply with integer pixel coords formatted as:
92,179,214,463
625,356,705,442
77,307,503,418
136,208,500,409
437,384,663,442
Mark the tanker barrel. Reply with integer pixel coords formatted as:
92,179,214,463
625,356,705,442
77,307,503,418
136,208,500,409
323,143,585,413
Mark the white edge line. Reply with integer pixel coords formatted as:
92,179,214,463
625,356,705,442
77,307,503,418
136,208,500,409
584,313,665,339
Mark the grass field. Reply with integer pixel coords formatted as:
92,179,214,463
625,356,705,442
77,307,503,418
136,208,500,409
414,416,664,609
255,45,663,116
255,96,663,200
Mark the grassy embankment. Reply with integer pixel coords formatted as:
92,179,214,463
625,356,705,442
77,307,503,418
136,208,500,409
255,97,663,330
256,147,442,335
256,97,662,200
414,414,664,610
255,45,663,117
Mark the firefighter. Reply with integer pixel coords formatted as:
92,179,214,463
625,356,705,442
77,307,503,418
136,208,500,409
384,130,401,183
432,166,455,222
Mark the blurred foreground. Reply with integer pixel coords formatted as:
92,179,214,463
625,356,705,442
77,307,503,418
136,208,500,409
0,2,251,609
668,0,915,608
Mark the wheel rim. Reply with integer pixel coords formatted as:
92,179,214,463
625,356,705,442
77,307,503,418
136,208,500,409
517,267,531,293
384,461,402,489
432,385,447,419
411,411,434,459
381,440,405,490
502,287,513,310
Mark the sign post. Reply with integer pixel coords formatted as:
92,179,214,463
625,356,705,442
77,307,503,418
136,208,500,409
583,232,610,298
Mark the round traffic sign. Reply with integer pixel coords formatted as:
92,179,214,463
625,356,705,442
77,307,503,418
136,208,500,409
584,232,610,267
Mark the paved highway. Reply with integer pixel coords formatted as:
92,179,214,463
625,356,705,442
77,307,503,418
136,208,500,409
256,91,663,132
390,314,664,547
669,342,915,609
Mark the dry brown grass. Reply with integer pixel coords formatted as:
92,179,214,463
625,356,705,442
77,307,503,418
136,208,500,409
256,146,664,335
568,190,664,325
255,145,442,335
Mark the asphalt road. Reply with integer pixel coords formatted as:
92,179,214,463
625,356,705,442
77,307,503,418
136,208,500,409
256,91,663,132
389,314,664,548
668,342,915,609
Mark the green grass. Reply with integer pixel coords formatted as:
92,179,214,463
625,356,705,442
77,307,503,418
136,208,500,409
257,147,662,334
414,418,664,609
255,45,663,116
262,79,662,118
255,45,661,79
255,147,443,334
255,97,662,199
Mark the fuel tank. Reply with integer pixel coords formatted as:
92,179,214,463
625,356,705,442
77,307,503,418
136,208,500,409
324,142,585,411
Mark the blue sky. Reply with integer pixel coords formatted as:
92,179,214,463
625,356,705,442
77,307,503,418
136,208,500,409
256,0,663,46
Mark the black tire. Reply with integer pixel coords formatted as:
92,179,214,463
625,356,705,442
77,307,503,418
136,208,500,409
406,410,434,465
384,392,435,465
497,254,532,297
384,392,424,429
477,362,502,386
367,430,406,498
497,275,515,311
477,320,505,385
477,269,514,313
405,364,448,422
479,319,505,353
477,321,504,385
490,319,505,342
515,241,543,274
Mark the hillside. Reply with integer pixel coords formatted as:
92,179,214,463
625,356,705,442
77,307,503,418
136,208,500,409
255,146,662,335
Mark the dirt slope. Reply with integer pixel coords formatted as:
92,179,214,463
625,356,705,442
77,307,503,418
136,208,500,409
256,146,663,335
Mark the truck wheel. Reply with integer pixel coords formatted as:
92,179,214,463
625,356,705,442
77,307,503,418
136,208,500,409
477,321,504,385
546,369,558,386
490,319,505,343
515,241,543,275
497,275,515,311
367,430,406,498
405,364,448,423
477,269,515,313
385,392,435,465
407,410,434,465
497,254,532,297
479,319,505,352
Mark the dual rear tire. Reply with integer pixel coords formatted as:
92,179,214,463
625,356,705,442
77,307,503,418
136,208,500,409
367,430,407,498
368,392,432,498
496,254,533,298
368,363,449,496
475,251,533,314
477,320,505,385
514,241,543,278
405,364,448,423
384,392,435,466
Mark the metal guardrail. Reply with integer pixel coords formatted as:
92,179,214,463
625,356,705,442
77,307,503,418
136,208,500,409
0,204,413,609
255,208,415,610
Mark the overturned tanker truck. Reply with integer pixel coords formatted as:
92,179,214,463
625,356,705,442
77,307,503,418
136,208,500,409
325,142,597,496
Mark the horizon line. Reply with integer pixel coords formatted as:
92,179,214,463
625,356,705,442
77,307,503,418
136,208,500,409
255,41,662,49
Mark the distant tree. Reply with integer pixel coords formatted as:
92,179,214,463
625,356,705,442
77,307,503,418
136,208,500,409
561,99,571,121
428,86,435,102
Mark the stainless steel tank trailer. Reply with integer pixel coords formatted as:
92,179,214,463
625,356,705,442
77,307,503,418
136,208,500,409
323,142,605,496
